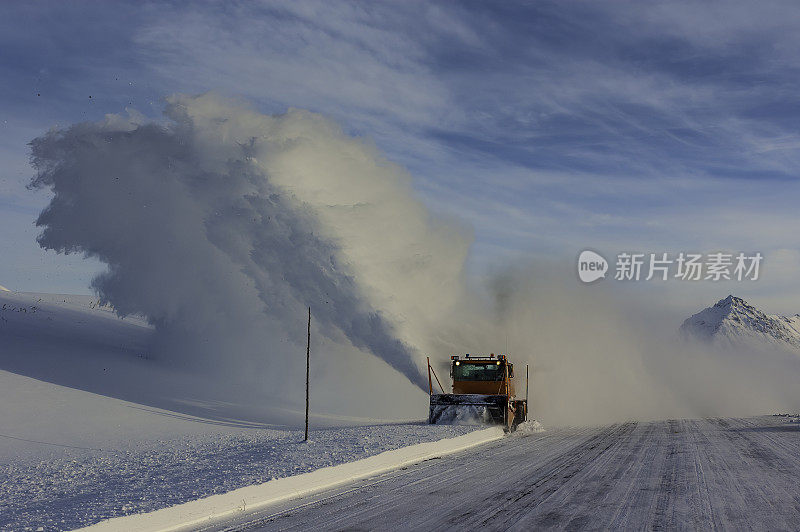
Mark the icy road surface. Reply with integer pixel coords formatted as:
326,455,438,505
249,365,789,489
212,415,800,531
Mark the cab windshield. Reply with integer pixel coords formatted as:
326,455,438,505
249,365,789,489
453,362,504,381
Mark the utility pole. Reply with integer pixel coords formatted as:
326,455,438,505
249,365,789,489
304,307,311,442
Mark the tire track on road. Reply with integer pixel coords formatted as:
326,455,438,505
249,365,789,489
216,416,800,532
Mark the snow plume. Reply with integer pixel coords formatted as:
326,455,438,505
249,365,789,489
28,93,471,394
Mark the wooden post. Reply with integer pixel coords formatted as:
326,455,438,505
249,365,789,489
304,307,310,442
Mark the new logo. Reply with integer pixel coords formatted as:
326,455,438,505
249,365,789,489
578,250,608,283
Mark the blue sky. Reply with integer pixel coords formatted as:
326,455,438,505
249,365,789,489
3,1,800,313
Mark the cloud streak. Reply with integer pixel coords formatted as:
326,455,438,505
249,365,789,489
5,0,800,312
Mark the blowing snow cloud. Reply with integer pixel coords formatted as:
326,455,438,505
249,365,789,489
28,93,472,392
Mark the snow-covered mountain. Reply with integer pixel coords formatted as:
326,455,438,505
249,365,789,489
680,295,800,354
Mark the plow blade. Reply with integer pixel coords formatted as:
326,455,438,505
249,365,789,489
428,394,508,425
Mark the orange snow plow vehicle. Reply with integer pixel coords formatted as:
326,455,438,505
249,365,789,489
427,354,528,431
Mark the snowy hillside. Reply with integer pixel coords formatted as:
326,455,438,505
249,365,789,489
0,290,474,530
0,377,476,531
680,295,800,354
0,289,426,427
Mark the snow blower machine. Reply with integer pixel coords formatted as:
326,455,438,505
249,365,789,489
427,354,528,431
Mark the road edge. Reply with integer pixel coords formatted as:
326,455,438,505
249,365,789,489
78,426,505,532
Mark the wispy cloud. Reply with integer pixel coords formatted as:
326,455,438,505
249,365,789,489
3,0,800,305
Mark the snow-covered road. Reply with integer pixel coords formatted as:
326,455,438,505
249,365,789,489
212,415,800,531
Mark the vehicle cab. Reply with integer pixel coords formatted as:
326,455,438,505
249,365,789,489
450,354,515,396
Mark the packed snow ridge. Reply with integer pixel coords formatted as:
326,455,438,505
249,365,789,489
680,295,800,353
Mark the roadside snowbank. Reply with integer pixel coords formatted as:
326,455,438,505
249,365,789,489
82,426,504,532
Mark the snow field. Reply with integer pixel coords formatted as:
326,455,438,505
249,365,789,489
80,426,504,532
2,421,486,531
